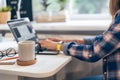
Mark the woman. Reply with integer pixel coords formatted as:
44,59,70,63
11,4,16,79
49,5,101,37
40,0,120,80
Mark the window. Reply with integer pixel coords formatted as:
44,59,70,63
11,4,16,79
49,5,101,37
0,0,6,7
0,0,110,20
32,0,111,20
71,0,108,14
32,0,65,17
69,0,110,20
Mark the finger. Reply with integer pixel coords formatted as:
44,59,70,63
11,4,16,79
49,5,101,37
48,38,56,40
48,38,60,42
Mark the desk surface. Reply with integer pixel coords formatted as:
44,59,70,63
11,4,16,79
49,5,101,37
0,41,18,51
0,53,72,78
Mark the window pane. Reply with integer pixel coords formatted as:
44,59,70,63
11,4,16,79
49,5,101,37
32,0,110,20
72,0,109,14
32,0,65,15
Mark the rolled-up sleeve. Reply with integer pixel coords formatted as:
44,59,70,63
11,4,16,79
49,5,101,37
62,42,76,55
63,30,119,62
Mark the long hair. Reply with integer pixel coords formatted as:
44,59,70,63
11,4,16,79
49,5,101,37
109,0,120,17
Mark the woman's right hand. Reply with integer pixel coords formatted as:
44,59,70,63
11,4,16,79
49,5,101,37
48,37,84,44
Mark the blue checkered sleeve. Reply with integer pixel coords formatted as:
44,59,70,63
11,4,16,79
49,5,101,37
84,35,103,45
62,11,120,62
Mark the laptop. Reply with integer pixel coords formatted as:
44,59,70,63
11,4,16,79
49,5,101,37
7,18,59,55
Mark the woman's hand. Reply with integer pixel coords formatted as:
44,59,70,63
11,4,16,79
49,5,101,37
48,37,84,44
48,38,61,42
39,39,57,50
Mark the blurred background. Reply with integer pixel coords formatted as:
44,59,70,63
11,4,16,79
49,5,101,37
0,0,110,80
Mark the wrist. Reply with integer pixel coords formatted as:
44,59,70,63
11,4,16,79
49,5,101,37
56,41,64,51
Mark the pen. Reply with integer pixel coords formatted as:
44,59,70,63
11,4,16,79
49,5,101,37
0,56,19,61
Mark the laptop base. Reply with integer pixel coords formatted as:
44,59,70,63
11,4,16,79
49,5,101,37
36,51,59,55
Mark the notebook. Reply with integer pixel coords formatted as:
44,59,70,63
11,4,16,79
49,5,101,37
7,18,59,55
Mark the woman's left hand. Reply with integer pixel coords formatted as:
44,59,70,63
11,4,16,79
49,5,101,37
39,39,57,50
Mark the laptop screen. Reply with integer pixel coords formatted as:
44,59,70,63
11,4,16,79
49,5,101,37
7,18,38,42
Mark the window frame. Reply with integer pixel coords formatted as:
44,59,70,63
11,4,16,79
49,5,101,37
69,14,111,20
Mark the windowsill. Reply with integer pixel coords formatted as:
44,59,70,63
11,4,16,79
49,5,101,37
0,20,111,31
32,20,111,31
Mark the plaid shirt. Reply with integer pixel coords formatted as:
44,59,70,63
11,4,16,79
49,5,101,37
62,10,120,80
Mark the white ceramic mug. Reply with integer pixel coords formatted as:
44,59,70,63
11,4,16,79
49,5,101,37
18,41,35,61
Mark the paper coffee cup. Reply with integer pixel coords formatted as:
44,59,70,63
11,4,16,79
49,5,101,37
18,41,35,61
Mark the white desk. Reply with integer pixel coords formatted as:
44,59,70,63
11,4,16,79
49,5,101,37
0,53,72,80
0,41,18,51
0,41,72,80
